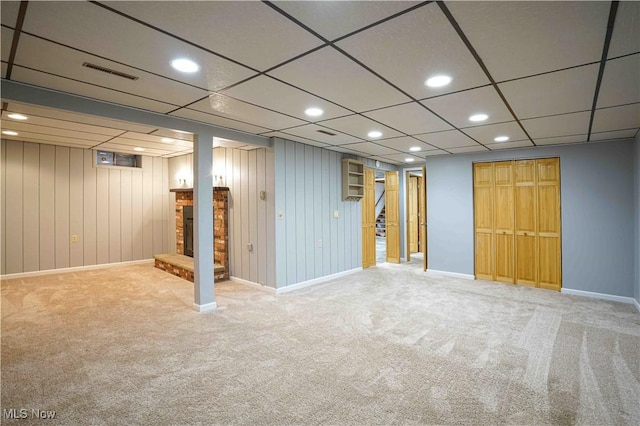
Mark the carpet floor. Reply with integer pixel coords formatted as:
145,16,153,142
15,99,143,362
2,261,639,425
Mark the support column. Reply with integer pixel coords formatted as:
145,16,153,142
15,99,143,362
193,133,215,312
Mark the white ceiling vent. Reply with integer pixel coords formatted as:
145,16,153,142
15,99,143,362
317,129,336,136
82,62,139,81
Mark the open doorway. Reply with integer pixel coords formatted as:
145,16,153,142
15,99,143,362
374,171,387,264
405,167,427,271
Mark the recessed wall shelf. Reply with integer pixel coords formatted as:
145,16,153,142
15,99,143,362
342,158,364,201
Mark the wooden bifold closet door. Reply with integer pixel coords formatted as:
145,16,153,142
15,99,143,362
473,158,561,291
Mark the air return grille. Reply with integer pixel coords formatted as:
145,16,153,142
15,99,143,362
317,129,336,136
82,62,139,80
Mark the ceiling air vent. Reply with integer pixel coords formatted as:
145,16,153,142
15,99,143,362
317,129,336,136
82,62,139,81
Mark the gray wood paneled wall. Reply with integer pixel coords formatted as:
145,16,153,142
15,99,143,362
168,146,276,287
1,139,171,274
273,138,362,288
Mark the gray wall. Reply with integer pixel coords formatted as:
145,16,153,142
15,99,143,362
168,147,276,288
273,138,362,288
1,139,171,274
635,132,640,304
424,139,636,298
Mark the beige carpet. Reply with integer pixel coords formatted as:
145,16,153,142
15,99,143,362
2,260,639,425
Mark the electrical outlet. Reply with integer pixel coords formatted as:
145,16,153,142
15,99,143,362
247,242,253,252
317,240,322,248
333,210,339,219
71,235,78,243
278,211,284,220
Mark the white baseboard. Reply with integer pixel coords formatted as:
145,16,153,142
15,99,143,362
193,302,217,312
634,298,640,313
275,267,363,294
229,276,276,293
0,259,154,280
561,288,638,306
426,269,475,280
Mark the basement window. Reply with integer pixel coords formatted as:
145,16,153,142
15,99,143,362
96,150,142,168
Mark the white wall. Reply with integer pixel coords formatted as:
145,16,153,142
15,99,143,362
168,147,276,287
273,138,363,288
1,139,171,274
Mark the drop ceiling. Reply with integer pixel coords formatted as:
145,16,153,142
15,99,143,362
1,1,638,164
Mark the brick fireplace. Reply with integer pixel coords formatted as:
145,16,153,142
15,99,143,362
170,187,229,281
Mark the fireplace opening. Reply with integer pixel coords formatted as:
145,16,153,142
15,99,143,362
183,206,193,257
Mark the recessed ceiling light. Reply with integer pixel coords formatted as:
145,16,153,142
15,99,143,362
2,130,18,136
305,107,323,117
7,113,27,120
368,130,382,138
425,75,452,88
172,129,190,134
409,146,421,152
405,158,415,163
161,137,174,143
171,58,200,73
469,113,489,122
134,147,145,152
494,136,510,142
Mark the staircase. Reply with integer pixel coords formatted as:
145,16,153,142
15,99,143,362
376,207,386,237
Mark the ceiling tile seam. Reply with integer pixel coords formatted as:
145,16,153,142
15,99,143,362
493,61,601,86
0,120,123,138
332,141,404,155
457,118,523,130
587,1,620,142
165,95,210,115
414,84,494,103
4,1,28,80
90,130,129,150
592,127,640,135
607,51,640,62
437,1,536,147
89,1,260,74
596,101,640,111
11,64,182,110
1,102,8,111
634,129,640,138
17,29,215,93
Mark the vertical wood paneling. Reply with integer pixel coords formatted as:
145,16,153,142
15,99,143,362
120,170,132,262
321,149,331,277
108,169,121,263
39,144,55,270
55,146,70,269
152,157,163,255
256,149,266,284
285,141,297,284
240,150,250,279
131,168,143,260
5,141,23,273
248,150,258,283
274,140,287,286
1,140,6,273
96,167,110,264
232,149,242,276
265,147,276,287
329,151,338,273
83,149,97,265
304,144,314,280
162,159,170,254
294,142,306,282
141,156,153,259
69,148,84,267
313,147,323,277
22,143,39,272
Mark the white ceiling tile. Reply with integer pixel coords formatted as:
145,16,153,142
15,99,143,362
369,155,402,165
1,61,7,78
461,121,529,145
1,130,98,148
0,1,19,26
446,1,609,81
380,153,425,163
413,130,477,149
5,102,158,134
271,1,421,41
521,111,591,139
2,110,122,137
268,46,410,112
336,3,489,99
448,145,489,154
21,1,256,91
96,143,171,157
118,132,193,149
12,66,177,114
325,145,370,157
363,102,453,135
486,140,535,150
338,142,399,156
374,136,436,153
99,139,176,153
105,1,323,71
1,27,13,62
163,149,194,159
150,129,194,142
422,86,513,128
261,132,330,148
280,124,362,146
591,104,640,133
597,55,640,108
319,114,403,141
534,134,588,146
169,108,272,135
222,76,351,121
15,35,208,108
192,95,304,131
499,64,599,119
590,129,639,142
1,121,112,143
608,1,640,58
